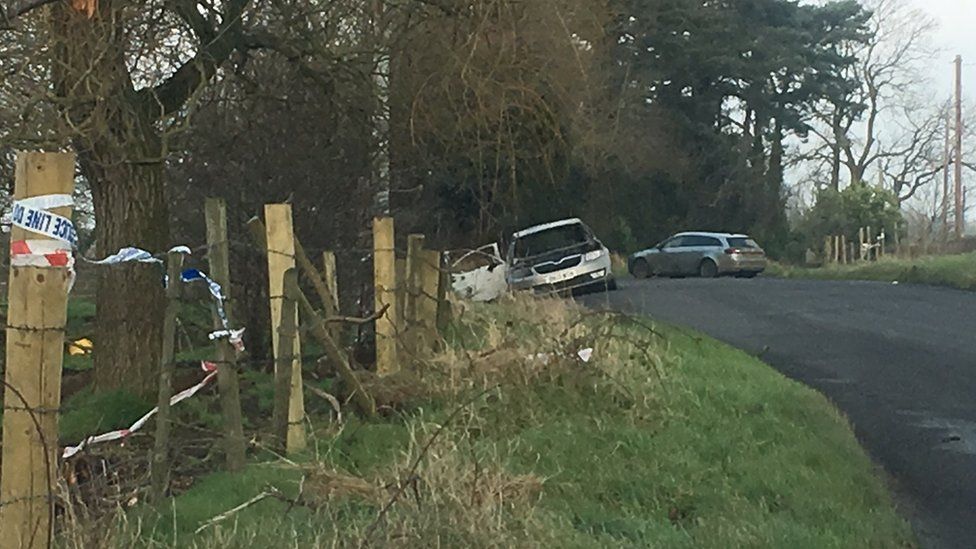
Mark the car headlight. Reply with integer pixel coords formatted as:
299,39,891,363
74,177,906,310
583,249,606,262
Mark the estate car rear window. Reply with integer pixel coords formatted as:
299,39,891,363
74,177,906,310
514,224,588,258
727,237,759,249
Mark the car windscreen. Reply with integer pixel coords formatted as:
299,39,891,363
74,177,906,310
513,224,589,259
727,237,759,249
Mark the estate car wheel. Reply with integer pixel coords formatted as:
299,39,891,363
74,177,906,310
699,259,718,279
631,259,650,279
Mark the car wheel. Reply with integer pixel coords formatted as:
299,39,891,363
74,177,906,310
699,259,718,278
631,259,650,279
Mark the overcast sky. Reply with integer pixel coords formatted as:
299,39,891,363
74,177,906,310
912,0,976,100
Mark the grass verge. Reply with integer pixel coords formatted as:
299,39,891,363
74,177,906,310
767,252,976,291
59,296,914,548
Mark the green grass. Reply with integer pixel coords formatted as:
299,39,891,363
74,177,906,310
61,297,913,548
59,388,152,442
768,252,976,291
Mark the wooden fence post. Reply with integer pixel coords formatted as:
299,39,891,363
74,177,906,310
403,234,425,357
395,257,405,326
373,217,398,375
840,235,847,264
417,249,442,351
436,252,452,334
246,224,373,417
404,234,425,328
293,236,339,332
824,237,832,265
285,277,376,417
274,269,301,449
204,198,246,471
265,205,306,454
0,152,75,549
151,250,184,500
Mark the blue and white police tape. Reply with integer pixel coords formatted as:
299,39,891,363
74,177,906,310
180,269,247,352
9,194,78,247
86,245,191,265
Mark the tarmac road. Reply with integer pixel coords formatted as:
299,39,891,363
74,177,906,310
583,277,976,549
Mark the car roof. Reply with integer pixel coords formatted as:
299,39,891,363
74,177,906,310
513,218,585,238
674,231,751,239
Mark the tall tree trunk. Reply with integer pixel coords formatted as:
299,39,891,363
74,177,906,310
51,2,168,397
84,157,168,396
764,119,788,239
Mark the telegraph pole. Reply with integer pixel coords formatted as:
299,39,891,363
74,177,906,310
955,55,964,239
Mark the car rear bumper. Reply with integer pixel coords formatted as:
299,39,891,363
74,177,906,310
717,254,767,273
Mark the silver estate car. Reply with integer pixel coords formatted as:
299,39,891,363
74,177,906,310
628,232,766,279
507,218,616,294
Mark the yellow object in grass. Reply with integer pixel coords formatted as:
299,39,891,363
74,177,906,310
67,338,93,356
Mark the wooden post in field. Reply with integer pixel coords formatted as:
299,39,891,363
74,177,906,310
840,235,847,264
404,234,425,326
293,236,338,332
204,198,246,472
834,236,841,264
824,237,833,265
373,217,398,375
265,205,306,453
404,234,425,356
151,251,184,500
285,276,376,417
274,269,300,448
395,257,406,335
417,249,442,352
0,152,74,549
436,252,452,334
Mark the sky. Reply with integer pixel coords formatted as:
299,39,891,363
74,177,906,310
912,0,976,100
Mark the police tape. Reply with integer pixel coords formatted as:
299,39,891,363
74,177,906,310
208,328,246,353
85,245,192,265
10,194,78,247
62,361,219,460
6,194,79,292
86,246,246,351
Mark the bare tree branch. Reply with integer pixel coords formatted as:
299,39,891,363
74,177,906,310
1,0,58,28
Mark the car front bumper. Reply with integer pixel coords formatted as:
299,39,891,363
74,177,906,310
509,255,613,293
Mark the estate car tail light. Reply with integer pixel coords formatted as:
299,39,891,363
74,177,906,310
724,248,740,255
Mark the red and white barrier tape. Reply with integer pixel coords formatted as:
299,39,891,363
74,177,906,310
62,361,219,460
11,238,77,291
10,239,73,268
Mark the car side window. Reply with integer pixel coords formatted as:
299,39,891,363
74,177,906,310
663,236,684,249
703,237,722,247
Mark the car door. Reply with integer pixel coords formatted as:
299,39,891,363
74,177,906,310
449,243,507,301
671,235,705,274
656,236,687,275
